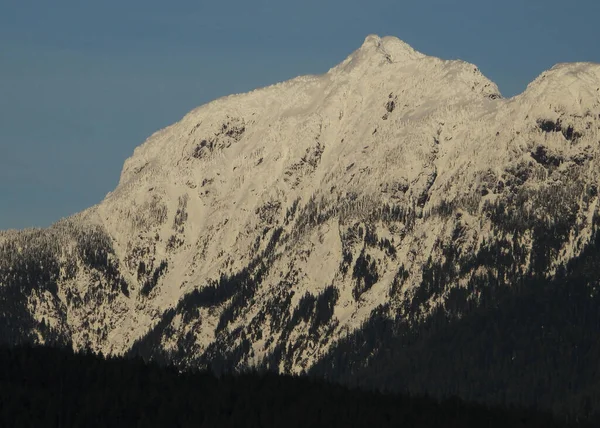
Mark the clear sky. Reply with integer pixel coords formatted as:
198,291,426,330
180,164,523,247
1,0,599,230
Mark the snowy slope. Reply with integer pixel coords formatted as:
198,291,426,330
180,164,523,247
1,35,600,373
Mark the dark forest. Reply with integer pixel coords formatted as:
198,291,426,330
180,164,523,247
2,345,595,428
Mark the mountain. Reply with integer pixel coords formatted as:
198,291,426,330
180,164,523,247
2,35,600,415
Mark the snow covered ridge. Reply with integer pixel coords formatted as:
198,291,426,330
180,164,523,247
1,35,600,374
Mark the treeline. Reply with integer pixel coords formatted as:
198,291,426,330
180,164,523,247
0,345,586,428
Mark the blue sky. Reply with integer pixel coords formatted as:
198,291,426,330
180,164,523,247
1,0,599,229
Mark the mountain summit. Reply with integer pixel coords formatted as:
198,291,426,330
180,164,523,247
2,35,600,413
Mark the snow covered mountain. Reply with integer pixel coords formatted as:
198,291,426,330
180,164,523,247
2,34,600,385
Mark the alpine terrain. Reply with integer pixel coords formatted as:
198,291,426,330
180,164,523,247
2,35,600,414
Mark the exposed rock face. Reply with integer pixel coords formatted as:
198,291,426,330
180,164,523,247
2,35,600,382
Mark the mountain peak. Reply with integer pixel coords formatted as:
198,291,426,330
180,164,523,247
529,61,600,92
360,34,382,48
357,34,425,62
331,34,425,74
517,61,600,114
